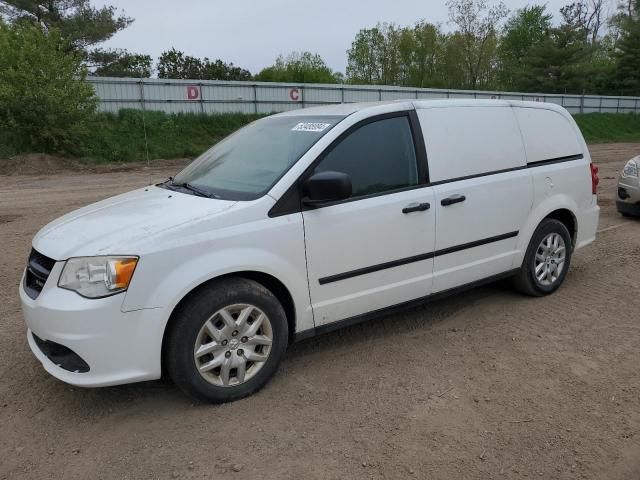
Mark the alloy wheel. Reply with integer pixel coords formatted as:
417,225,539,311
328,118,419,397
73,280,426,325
193,304,273,387
534,232,566,286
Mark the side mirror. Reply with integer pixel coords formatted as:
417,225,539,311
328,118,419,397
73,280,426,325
302,171,352,206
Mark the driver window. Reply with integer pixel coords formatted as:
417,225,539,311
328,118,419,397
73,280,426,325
314,116,419,198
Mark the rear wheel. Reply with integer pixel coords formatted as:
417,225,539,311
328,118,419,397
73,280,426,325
513,219,573,296
166,278,288,403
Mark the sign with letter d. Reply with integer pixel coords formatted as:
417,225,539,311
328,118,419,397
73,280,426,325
187,85,201,100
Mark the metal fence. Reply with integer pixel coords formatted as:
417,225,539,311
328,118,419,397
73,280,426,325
88,77,640,115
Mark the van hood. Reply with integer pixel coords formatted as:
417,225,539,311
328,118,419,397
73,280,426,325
33,186,237,260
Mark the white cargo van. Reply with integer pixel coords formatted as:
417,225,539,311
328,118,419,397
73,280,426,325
20,100,600,402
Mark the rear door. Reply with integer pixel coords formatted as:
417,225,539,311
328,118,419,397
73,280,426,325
302,112,436,326
416,105,533,293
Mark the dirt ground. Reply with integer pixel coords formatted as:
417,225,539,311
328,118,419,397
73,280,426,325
1,144,639,480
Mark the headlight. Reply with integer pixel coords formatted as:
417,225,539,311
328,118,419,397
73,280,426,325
58,256,138,298
622,159,638,178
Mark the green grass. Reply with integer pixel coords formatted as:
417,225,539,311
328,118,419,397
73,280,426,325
80,110,265,163
573,113,640,143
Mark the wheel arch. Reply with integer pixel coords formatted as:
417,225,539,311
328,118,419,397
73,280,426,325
544,208,577,246
160,271,298,373
515,196,580,269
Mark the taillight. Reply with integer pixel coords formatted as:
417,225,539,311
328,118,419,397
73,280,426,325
590,163,599,194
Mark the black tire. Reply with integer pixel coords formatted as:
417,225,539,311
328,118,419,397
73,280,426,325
166,277,288,403
513,218,573,297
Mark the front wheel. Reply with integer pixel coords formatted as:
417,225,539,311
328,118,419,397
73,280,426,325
513,218,573,296
166,278,289,403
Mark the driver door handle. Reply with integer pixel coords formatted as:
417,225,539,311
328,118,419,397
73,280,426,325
441,194,466,206
402,202,431,214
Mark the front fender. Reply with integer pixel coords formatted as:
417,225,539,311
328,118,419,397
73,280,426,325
121,215,313,336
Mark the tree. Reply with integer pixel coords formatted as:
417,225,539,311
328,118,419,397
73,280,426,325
614,0,640,94
201,59,251,81
560,0,607,45
516,25,591,93
410,22,448,88
498,5,553,89
157,48,251,81
0,20,97,154
446,0,509,89
0,0,132,51
255,51,338,83
346,26,387,84
346,23,440,87
348,22,444,87
157,48,203,79
0,0,139,79
89,48,152,77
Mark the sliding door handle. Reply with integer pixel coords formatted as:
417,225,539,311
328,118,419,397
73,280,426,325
402,202,431,214
441,194,466,206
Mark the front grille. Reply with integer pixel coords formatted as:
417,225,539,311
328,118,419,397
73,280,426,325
32,333,90,373
24,248,56,300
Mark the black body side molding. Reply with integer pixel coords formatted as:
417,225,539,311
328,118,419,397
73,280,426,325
294,268,521,342
318,231,518,285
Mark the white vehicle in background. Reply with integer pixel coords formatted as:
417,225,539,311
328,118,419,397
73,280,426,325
617,155,640,217
20,100,600,403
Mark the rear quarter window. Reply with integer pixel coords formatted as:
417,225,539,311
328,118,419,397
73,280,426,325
416,106,527,182
513,107,583,163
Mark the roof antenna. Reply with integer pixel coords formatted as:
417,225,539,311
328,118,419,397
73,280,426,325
138,77,151,185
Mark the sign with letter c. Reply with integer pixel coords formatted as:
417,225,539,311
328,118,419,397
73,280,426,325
187,85,200,100
289,88,300,102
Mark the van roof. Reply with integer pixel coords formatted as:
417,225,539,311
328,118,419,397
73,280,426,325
275,99,567,117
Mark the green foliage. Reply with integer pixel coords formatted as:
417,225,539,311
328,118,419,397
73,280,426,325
615,0,640,95
89,48,153,77
0,1,144,80
255,51,339,84
573,113,640,143
498,5,552,89
0,21,97,154
346,23,450,88
342,0,639,95
446,0,508,89
346,0,508,91
157,48,251,81
515,25,590,93
81,110,263,163
0,0,133,50
346,25,389,85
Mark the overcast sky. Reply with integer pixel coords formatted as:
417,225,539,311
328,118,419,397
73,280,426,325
98,0,574,74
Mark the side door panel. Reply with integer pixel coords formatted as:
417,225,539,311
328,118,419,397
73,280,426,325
417,105,534,293
300,112,436,327
432,171,532,292
303,188,436,325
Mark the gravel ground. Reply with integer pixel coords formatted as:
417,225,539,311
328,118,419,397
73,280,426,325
0,143,639,480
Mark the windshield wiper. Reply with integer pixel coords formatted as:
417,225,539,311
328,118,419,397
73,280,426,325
170,181,219,199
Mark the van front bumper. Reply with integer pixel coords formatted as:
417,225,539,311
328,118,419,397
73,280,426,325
20,266,166,388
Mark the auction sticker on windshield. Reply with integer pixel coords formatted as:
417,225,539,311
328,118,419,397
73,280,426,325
291,122,332,132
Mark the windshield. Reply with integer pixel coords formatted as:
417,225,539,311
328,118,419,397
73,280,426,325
172,115,344,200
